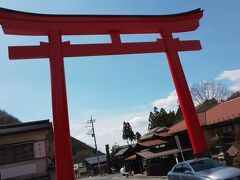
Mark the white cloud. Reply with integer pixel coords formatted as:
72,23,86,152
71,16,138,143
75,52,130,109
152,91,178,111
69,90,182,152
216,69,240,81
70,110,150,152
216,69,240,91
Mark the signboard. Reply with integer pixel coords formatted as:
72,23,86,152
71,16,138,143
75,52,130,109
34,141,46,158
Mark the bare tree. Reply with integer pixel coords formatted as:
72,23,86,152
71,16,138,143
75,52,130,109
191,80,230,105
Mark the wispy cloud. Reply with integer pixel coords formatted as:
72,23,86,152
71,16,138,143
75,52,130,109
216,69,240,91
152,91,178,111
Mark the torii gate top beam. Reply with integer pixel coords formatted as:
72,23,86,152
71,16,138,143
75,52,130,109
0,7,203,35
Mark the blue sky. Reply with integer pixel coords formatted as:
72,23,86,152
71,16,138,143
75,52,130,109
0,0,239,151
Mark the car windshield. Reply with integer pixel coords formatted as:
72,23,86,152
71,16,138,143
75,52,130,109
190,159,223,172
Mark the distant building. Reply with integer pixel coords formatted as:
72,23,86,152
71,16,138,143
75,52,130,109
124,128,188,176
85,155,108,175
0,120,55,180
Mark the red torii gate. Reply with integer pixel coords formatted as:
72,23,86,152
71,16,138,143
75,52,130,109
0,7,208,180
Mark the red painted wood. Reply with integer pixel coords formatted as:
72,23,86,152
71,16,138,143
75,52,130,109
0,8,202,35
161,30,208,154
48,30,74,180
9,39,201,59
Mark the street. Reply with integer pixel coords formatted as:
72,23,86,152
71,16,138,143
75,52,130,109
79,173,167,180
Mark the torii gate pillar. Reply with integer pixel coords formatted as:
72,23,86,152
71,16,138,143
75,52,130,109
48,31,74,179
162,30,207,153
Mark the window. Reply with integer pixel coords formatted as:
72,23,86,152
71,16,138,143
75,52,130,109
0,142,34,165
221,125,233,134
173,164,192,173
173,164,183,172
190,158,223,172
181,164,192,173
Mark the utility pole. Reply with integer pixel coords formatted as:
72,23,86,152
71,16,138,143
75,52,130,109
87,116,101,175
175,135,185,162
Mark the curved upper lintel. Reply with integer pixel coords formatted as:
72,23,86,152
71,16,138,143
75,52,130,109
0,7,203,36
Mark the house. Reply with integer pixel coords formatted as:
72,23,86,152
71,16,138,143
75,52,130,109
85,154,108,175
113,144,136,171
74,162,87,179
124,127,190,176
169,97,240,164
0,120,55,180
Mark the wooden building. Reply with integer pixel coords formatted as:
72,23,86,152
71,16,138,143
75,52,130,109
0,120,55,180
120,97,240,176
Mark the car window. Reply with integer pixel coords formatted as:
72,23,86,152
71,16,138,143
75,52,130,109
190,159,223,172
173,164,183,172
173,164,192,173
181,164,192,173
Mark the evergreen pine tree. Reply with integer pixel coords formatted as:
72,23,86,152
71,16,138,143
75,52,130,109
135,132,141,141
122,121,129,144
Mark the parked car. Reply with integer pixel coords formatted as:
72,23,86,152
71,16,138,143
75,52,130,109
168,157,240,180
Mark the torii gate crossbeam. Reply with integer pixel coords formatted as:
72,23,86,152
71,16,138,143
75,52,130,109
0,7,208,180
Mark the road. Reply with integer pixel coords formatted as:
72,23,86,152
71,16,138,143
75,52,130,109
79,173,167,180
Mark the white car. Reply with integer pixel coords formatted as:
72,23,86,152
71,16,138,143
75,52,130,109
168,158,240,180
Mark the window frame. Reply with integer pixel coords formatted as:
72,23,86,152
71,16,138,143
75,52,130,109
0,141,34,165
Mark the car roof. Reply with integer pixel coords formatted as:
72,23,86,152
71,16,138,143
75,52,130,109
181,157,210,165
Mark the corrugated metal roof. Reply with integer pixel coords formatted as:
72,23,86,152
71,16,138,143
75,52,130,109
140,127,167,140
85,155,106,165
114,147,128,156
207,97,240,125
0,120,51,135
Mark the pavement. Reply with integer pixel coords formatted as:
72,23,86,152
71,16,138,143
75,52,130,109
79,173,168,180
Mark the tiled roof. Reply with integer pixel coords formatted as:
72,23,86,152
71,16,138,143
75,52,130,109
155,131,172,138
227,144,240,157
138,139,167,147
169,112,206,134
85,155,106,165
137,150,155,159
136,148,191,160
168,97,240,134
0,120,52,135
125,154,137,161
153,148,192,159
